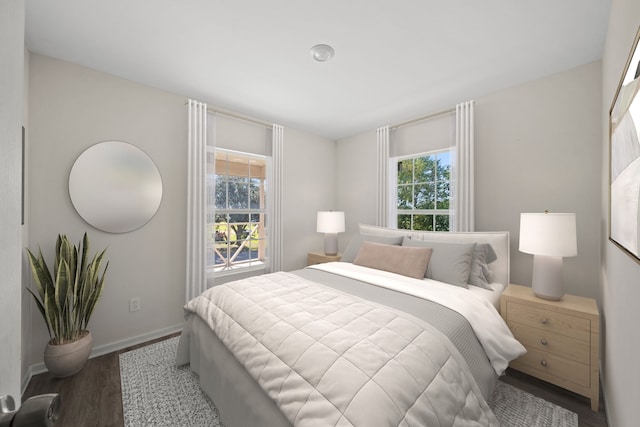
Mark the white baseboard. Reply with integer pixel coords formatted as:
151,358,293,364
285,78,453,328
22,323,185,392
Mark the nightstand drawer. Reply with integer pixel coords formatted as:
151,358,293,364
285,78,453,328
506,301,590,341
511,347,590,388
507,322,590,365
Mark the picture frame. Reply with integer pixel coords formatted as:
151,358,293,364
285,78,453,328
609,25,640,264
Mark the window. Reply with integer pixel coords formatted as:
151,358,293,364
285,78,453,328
207,149,268,273
393,149,452,231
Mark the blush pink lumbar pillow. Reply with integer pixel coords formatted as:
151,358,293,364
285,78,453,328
353,241,432,280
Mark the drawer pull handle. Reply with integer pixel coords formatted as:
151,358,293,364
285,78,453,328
540,318,549,325
540,360,548,367
540,338,548,346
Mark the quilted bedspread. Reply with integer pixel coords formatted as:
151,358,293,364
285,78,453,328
184,272,499,427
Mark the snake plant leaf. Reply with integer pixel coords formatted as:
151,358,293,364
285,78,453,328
79,232,89,284
26,287,51,338
25,248,52,301
44,287,60,344
54,258,70,316
38,250,56,300
83,259,108,328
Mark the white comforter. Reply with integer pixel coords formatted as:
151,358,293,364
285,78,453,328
184,270,502,426
309,262,526,375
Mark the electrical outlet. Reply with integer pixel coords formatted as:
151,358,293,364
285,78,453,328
129,297,141,312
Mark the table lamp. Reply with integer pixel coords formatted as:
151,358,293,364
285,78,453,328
519,212,577,300
317,211,345,256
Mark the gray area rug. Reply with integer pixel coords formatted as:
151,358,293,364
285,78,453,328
487,381,577,426
120,336,578,427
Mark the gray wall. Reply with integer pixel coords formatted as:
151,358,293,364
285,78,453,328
0,0,26,401
26,54,336,372
27,54,189,368
475,61,602,300
601,0,640,425
282,127,338,270
21,47,31,393
336,129,378,250
337,61,602,301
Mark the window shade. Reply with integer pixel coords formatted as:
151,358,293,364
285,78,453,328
215,114,270,155
391,112,454,157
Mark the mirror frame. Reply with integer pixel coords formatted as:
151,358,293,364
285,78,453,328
609,25,640,264
69,141,163,233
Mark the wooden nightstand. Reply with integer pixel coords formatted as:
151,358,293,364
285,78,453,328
307,252,342,266
501,284,600,411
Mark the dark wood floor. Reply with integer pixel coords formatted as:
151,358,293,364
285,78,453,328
22,333,180,427
23,334,608,427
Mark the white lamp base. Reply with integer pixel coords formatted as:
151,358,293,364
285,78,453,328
532,254,564,300
323,233,338,256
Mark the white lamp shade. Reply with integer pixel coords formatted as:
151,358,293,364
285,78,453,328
519,212,577,257
317,211,345,233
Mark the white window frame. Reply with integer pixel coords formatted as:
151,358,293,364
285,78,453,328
389,148,453,231
207,147,269,278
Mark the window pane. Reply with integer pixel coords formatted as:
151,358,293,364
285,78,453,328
413,215,434,231
214,177,227,209
236,245,252,262
207,174,217,214
435,215,450,231
228,214,249,243
397,214,412,230
228,180,249,209
397,160,413,184
214,223,229,242
436,151,451,181
436,181,450,209
207,245,216,266
415,183,435,209
213,243,230,267
262,178,268,210
415,156,435,182
397,185,413,209
249,179,262,209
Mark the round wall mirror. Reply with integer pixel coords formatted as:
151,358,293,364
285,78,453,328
69,141,163,233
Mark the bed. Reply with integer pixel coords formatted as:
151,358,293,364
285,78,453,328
176,225,526,426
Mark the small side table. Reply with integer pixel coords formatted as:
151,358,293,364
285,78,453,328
307,252,342,266
501,284,600,411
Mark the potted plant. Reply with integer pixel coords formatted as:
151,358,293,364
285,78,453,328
26,232,108,377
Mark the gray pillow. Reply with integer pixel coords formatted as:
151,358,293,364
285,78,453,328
401,237,476,288
468,243,497,289
341,234,404,263
353,241,432,280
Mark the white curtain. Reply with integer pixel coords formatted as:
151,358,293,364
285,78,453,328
376,126,390,227
454,100,475,232
269,124,284,272
185,99,208,303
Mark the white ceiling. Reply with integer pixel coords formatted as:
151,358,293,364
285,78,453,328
25,0,611,140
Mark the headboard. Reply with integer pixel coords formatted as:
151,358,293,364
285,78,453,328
358,224,510,286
